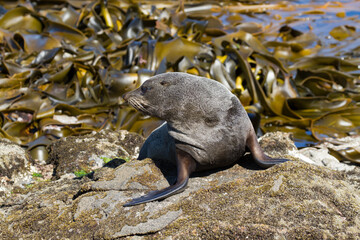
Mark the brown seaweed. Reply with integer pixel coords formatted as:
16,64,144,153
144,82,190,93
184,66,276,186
0,0,359,161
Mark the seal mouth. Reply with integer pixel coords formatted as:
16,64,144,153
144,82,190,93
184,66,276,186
128,98,153,115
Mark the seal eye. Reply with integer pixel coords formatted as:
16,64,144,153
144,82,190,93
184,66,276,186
141,85,150,94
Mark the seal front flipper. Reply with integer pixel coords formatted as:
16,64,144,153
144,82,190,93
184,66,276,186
123,178,189,207
124,149,197,207
246,129,289,168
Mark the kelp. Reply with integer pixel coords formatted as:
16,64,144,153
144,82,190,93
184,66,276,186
0,0,360,163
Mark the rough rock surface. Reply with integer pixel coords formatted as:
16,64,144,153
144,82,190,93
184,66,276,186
0,138,34,198
261,132,357,172
48,129,145,179
1,131,360,239
259,132,297,158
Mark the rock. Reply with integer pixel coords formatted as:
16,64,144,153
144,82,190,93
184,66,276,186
2,130,360,239
155,161,360,239
299,147,355,172
259,132,313,166
0,138,32,180
0,138,34,200
260,132,357,172
0,129,144,203
259,131,297,158
1,156,360,238
47,129,145,179
0,177,90,239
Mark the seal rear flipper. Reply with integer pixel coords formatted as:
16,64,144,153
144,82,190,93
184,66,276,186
123,148,197,207
246,129,289,169
253,155,289,169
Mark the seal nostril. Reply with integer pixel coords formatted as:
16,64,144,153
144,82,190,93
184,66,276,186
123,92,129,101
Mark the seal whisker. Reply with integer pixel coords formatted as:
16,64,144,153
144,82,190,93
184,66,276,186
144,103,156,112
129,98,149,114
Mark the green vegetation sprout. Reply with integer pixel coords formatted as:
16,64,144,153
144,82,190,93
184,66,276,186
74,169,89,178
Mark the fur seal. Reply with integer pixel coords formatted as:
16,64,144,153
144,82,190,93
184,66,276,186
123,72,288,206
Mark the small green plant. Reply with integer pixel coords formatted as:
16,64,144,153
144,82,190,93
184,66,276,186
101,156,112,164
74,169,88,178
32,172,43,178
101,156,131,164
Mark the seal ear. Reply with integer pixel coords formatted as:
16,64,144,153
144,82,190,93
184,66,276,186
160,80,170,86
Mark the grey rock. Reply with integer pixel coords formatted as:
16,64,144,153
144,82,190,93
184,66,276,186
0,138,34,200
48,129,145,178
299,147,355,171
1,130,360,239
260,132,357,172
113,210,182,237
0,138,31,179
259,131,297,158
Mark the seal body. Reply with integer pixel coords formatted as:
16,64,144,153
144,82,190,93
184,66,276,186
123,72,288,206
129,72,251,169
